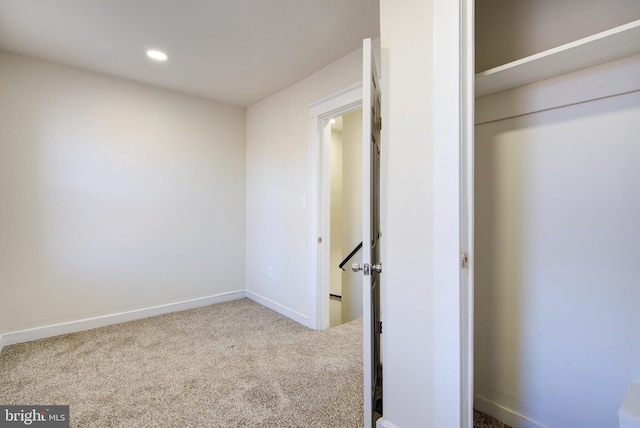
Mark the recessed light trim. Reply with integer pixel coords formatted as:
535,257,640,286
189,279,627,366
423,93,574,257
146,49,168,61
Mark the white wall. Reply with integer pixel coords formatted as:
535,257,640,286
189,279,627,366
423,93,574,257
329,128,344,327
378,0,468,426
475,3,640,426
0,52,246,333
475,89,640,428
328,110,363,327
245,42,379,323
476,0,640,72
475,0,640,72
340,109,363,323
330,128,344,300
380,1,436,424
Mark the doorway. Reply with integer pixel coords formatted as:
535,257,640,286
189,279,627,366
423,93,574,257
307,83,363,332
327,110,364,327
307,39,382,425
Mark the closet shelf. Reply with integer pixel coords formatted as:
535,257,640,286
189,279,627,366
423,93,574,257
475,19,640,98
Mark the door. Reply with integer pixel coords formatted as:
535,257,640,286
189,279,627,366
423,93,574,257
355,38,382,427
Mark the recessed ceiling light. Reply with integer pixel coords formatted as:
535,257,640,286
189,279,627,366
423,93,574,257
146,50,168,61
330,119,336,124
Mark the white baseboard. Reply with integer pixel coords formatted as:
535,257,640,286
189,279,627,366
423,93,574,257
1,291,246,348
376,418,401,428
246,290,309,327
475,395,547,428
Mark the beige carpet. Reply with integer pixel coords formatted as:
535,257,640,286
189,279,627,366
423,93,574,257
0,299,364,427
473,410,512,428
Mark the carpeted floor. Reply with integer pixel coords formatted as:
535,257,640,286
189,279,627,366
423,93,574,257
1,298,511,427
473,410,512,428
0,299,364,427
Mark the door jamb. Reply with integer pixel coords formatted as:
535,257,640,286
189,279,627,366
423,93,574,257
308,83,363,330
460,0,475,425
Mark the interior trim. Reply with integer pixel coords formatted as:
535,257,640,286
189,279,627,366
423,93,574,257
1,290,246,348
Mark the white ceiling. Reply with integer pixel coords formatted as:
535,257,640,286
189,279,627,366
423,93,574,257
0,0,380,107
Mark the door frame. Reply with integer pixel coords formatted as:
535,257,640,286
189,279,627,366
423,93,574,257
460,0,475,424
431,0,474,425
308,84,363,331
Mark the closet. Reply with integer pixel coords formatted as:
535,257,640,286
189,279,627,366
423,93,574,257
473,2,640,427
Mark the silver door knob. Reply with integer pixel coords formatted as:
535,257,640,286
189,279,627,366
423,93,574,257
372,263,382,273
351,262,363,272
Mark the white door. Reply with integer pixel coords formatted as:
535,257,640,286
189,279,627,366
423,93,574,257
354,38,382,428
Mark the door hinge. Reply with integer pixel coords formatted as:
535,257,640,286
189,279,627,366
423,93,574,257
318,237,322,243
461,252,469,269
378,321,383,334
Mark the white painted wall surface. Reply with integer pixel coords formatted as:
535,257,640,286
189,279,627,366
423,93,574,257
380,0,436,424
245,41,379,323
330,129,344,299
0,52,246,333
329,129,344,327
378,1,469,426
378,0,463,426
340,110,363,323
475,0,640,72
475,90,640,427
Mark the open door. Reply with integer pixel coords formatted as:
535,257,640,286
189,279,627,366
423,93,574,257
351,38,382,428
